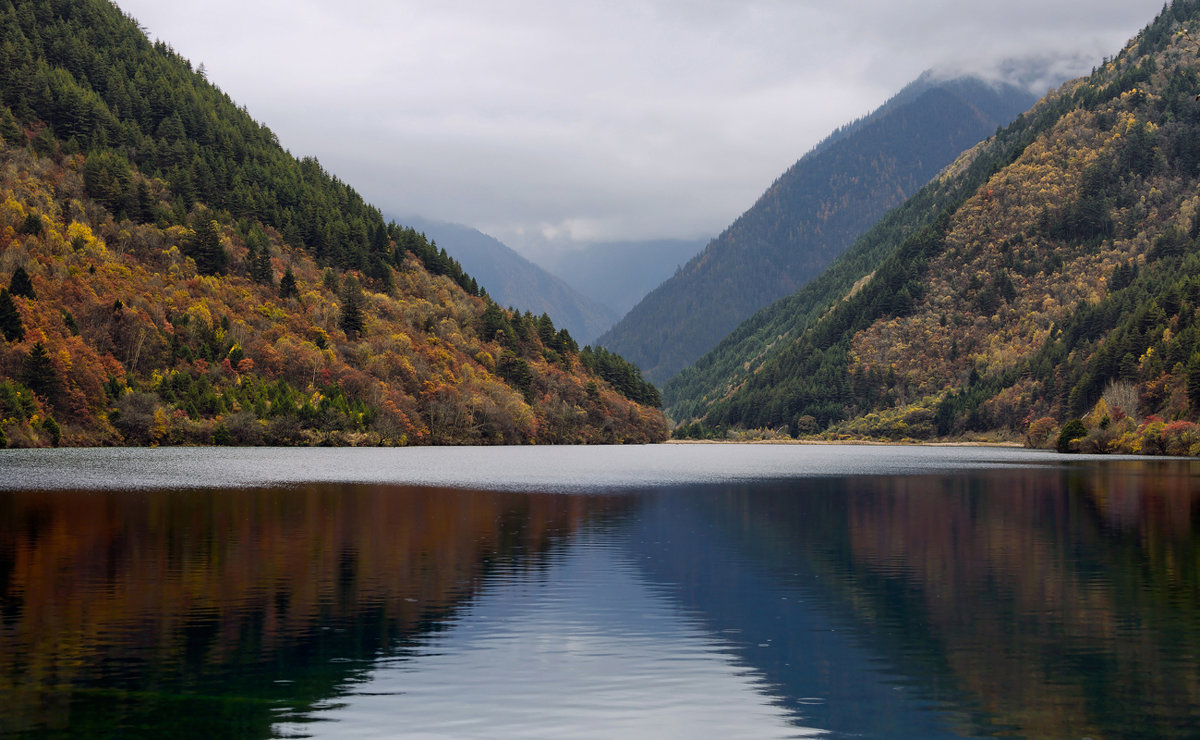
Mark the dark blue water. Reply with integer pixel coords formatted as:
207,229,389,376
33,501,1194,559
1,446,1198,738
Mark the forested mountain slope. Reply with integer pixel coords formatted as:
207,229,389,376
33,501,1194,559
398,217,619,345
0,0,665,447
597,74,1038,385
671,0,1200,455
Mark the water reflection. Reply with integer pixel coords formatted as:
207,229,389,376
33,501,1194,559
628,462,1200,738
0,485,620,738
287,531,817,739
2,456,1199,738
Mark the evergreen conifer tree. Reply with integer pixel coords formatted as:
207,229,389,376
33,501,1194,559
246,244,270,285
187,219,228,275
246,226,274,285
367,254,394,294
339,277,365,339
279,267,299,299
1188,353,1200,410
19,212,41,235
42,415,60,446
22,341,60,403
9,266,34,298
82,152,133,218
323,267,339,293
0,106,20,143
481,302,511,343
0,289,24,342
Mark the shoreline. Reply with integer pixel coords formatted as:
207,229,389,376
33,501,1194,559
663,438,1027,448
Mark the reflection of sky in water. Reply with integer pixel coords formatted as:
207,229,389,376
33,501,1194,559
278,529,822,739
0,444,1078,493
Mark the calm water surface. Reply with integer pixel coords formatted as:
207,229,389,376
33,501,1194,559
1,445,1198,738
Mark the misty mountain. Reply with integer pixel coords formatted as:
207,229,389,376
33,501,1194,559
668,0,1200,451
544,238,709,317
399,217,619,345
596,72,1040,385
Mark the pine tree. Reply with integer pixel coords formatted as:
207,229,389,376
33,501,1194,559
19,212,41,235
187,218,228,275
367,253,394,294
339,276,365,339
134,179,154,222
322,267,339,293
42,415,61,446
9,266,34,298
246,226,274,286
253,246,273,286
82,151,133,218
1188,353,1200,410
0,289,23,342
279,267,299,299
22,341,61,403
481,301,512,344
0,106,20,143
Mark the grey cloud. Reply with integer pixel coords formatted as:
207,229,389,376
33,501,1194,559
118,0,1165,256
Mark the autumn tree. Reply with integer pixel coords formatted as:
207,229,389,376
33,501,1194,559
113,392,161,445
1025,417,1058,449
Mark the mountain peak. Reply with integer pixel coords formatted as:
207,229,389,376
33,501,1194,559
597,70,1038,385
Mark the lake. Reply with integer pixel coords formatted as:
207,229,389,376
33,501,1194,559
1,445,1198,738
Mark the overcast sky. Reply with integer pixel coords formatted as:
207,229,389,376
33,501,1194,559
114,0,1164,259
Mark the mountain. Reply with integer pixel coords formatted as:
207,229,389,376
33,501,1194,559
669,0,1200,455
0,0,666,447
543,237,709,317
397,217,618,345
597,72,1040,385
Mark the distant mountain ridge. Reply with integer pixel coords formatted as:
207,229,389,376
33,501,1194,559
814,69,1040,154
544,237,709,317
397,217,618,344
597,72,1039,385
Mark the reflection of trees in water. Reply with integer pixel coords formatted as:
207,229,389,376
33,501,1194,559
713,465,1200,738
5,466,1196,739
0,485,633,737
